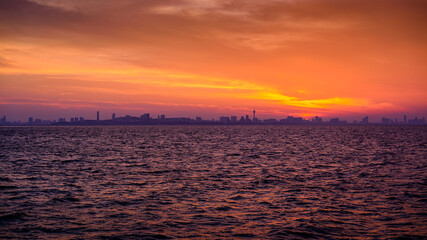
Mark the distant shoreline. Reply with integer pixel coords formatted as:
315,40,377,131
1,123,426,127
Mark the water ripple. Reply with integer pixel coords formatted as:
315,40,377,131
0,125,426,239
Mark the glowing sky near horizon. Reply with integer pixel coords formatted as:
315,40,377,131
0,0,426,121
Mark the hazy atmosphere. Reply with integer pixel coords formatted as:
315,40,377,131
1,1,427,239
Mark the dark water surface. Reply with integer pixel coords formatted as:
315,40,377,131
0,126,426,239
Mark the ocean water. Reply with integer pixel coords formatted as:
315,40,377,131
0,125,426,239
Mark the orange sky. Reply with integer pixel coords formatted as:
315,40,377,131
0,0,426,121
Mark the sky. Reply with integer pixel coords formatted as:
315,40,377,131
0,0,426,122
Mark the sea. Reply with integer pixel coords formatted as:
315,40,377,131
0,125,426,239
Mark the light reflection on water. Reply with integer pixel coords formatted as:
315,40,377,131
0,125,426,239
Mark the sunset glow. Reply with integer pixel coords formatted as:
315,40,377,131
1,0,426,121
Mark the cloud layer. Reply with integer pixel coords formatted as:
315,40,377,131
1,0,426,121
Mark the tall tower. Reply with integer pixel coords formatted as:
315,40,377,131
253,109,256,122
97,111,100,121
404,115,407,124
112,113,115,121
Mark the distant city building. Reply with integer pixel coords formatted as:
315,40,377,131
245,115,250,123
330,118,340,124
161,117,192,124
141,113,150,121
59,118,66,122
293,117,303,124
97,111,100,121
230,116,237,122
220,116,230,123
314,116,323,124
382,117,391,124
196,117,202,121
1,115,5,124
112,113,116,121
404,115,407,124
263,118,278,124
361,116,368,124
408,116,425,124
79,117,84,121
28,117,33,124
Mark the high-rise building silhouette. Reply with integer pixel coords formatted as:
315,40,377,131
141,113,150,121
220,116,230,123
112,113,116,121
97,111,99,121
361,116,368,124
314,116,323,124
404,115,407,124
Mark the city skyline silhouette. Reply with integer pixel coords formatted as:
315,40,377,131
1,109,425,126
